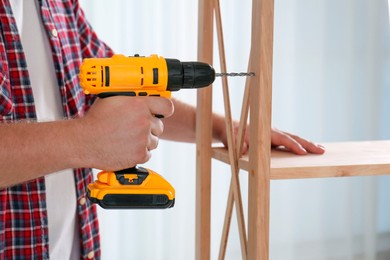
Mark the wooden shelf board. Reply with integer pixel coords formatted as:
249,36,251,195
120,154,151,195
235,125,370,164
211,140,390,180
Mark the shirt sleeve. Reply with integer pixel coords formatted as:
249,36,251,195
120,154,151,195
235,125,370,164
72,1,115,59
72,1,115,108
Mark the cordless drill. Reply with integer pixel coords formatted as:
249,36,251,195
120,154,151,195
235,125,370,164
79,54,216,209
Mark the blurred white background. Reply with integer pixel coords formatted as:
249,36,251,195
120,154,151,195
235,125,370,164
79,0,390,259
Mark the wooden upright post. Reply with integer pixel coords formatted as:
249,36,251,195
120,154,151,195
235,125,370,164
196,0,214,259
247,0,274,259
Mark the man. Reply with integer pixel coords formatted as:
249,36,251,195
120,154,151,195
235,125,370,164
0,0,324,259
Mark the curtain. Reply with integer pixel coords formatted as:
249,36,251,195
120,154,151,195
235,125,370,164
79,0,390,259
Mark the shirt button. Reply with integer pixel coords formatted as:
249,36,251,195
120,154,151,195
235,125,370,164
51,28,58,37
87,251,94,259
79,197,86,206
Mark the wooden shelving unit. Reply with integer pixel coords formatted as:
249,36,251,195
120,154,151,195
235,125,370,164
195,0,390,259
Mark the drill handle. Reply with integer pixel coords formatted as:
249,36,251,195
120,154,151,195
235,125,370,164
97,92,138,98
97,91,171,99
97,92,165,118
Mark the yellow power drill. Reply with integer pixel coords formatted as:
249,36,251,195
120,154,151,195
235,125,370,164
79,54,216,209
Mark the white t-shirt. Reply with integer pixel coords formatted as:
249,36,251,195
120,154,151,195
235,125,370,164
9,1,80,259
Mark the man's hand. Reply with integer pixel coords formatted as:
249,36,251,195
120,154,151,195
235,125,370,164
220,123,325,155
77,96,174,171
269,128,325,155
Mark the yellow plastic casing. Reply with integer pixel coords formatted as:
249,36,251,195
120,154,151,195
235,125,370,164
79,54,171,98
87,168,175,209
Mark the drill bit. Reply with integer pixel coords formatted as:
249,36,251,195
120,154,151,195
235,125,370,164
215,72,255,77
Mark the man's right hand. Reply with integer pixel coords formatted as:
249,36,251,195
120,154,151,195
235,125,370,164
76,96,174,171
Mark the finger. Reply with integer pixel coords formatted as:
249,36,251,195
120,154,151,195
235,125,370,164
147,134,159,151
146,97,174,118
243,126,250,154
138,150,152,165
272,131,308,155
287,133,325,154
150,116,164,137
241,141,249,155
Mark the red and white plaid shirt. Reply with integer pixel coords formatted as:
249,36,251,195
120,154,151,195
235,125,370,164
0,1,114,259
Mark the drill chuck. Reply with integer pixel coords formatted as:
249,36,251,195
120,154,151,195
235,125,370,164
166,59,215,91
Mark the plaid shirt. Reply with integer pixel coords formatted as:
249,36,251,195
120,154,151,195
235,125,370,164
0,0,114,259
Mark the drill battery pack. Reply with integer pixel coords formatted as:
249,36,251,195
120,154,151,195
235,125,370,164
87,167,175,209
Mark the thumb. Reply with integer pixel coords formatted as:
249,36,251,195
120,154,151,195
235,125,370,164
241,141,249,155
